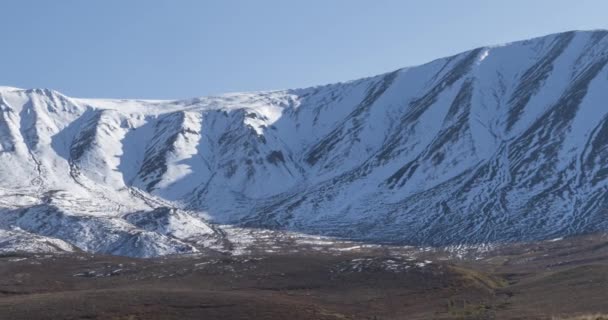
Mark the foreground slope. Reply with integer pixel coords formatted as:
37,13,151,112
1,30,608,255
1,234,608,319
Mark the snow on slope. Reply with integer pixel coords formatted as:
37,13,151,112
1,30,608,256
0,228,76,254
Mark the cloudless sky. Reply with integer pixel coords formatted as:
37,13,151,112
2,0,608,99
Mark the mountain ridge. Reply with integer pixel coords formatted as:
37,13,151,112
1,30,608,257
4,30,606,100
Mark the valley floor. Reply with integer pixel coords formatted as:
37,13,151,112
0,234,607,320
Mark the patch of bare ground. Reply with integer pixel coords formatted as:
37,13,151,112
553,315,608,320
0,233,606,319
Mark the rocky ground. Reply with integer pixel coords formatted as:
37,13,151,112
0,233,607,319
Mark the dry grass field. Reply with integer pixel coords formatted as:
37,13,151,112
0,233,607,319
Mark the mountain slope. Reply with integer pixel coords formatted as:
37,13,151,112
1,30,608,256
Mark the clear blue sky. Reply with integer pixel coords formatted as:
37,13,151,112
2,0,608,99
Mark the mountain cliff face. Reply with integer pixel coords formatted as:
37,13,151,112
1,30,608,257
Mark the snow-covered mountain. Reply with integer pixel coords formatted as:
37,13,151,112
1,30,608,257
